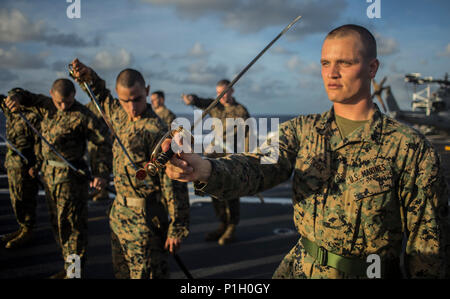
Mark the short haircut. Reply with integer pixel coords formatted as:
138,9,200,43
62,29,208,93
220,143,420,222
116,68,146,88
216,79,231,87
152,90,165,99
51,79,76,97
326,24,377,60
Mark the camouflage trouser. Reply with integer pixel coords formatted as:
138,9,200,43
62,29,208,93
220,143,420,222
109,197,169,279
212,197,240,225
7,167,38,229
44,172,88,274
272,240,308,279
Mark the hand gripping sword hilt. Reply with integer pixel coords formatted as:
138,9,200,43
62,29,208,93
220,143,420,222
145,147,175,177
68,63,77,80
68,63,92,84
137,126,185,179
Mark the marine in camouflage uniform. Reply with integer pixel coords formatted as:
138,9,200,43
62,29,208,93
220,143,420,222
74,62,190,279
167,25,449,278
85,101,112,201
7,82,112,277
0,93,41,249
183,81,250,245
150,90,176,128
195,105,448,278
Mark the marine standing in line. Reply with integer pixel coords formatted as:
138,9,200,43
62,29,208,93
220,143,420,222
150,90,176,128
165,25,449,278
0,92,41,249
182,80,250,245
5,79,112,278
70,58,190,279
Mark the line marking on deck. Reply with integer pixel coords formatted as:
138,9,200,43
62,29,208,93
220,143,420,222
171,254,284,279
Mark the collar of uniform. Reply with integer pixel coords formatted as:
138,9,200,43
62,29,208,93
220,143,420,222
153,105,166,114
315,106,337,136
222,98,238,108
316,104,384,147
55,99,81,114
359,104,384,145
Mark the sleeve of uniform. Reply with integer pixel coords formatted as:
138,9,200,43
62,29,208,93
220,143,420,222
34,132,43,171
191,95,214,110
78,70,119,121
194,117,300,199
0,94,11,118
28,112,42,170
7,88,51,116
83,111,112,179
399,139,448,278
159,171,190,239
1,94,41,169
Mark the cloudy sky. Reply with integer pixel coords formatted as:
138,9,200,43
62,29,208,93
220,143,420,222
0,0,449,115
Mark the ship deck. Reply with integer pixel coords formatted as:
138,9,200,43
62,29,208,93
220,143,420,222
0,134,449,279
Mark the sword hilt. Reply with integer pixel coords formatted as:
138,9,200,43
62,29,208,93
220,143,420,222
143,147,175,177
136,127,184,180
68,63,75,78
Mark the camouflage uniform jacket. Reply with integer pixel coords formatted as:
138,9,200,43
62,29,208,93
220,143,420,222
154,106,176,129
85,101,113,170
190,95,250,155
196,105,449,278
80,71,189,239
8,88,112,182
86,100,103,120
0,93,41,170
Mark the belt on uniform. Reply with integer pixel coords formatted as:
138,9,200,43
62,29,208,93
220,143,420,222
115,194,148,209
47,159,87,170
47,160,68,168
301,237,372,277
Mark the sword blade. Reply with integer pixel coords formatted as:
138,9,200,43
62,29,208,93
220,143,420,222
192,15,302,130
17,111,85,176
81,82,151,188
13,109,116,194
146,15,303,174
0,133,29,164
173,253,194,279
82,82,141,172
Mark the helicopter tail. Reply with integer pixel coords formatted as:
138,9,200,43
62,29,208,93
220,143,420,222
385,87,401,112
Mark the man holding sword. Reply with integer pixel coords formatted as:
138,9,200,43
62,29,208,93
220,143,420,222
0,93,42,249
5,79,112,278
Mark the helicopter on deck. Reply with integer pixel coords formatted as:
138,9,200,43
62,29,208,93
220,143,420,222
372,73,450,135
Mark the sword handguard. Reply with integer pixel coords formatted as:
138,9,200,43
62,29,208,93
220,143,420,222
137,127,184,179
144,147,175,176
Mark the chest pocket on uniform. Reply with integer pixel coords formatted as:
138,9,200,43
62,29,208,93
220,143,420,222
347,166,394,201
345,166,398,242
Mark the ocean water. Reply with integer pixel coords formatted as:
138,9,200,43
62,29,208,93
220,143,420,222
174,113,298,125
0,113,299,136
